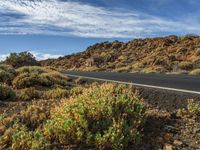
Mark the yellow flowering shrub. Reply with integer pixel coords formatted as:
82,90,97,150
44,84,146,150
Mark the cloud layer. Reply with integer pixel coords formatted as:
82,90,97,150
0,0,199,38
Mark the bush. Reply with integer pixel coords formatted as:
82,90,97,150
13,66,71,89
5,51,39,68
12,72,52,89
178,61,193,70
195,48,200,56
0,123,50,150
19,104,51,129
0,65,16,84
0,64,16,74
74,77,87,84
44,84,146,149
40,71,71,87
140,68,157,74
17,87,42,101
16,66,47,75
189,69,200,75
0,69,12,84
43,88,69,99
0,84,16,101
114,66,131,72
187,99,200,116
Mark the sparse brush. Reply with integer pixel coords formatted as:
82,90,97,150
187,99,200,116
0,69,13,84
12,72,51,89
0,65,16,85
17,87,42,101
189,69,200,75
0,122,50,150
140,68,157,74
43,88,69,99
0,84,16,101
195,48,200,56
0,64,16,74
114,66,131,72
13,66,72,89
74,77,87,84
19,104,51,129
40,71,71,87
178,61,193,70
16,66,48,74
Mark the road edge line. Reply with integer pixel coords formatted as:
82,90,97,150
63,73,200,95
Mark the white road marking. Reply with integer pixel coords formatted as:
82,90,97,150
64,73,200,95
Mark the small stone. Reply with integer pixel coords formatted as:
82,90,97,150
163,144,173,150
157,137,165,145
164,125,178,134
173,140,183,146
164,133,173,141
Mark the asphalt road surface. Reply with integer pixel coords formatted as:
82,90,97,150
62,70,200,95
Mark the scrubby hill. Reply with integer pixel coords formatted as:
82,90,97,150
42,35,200,74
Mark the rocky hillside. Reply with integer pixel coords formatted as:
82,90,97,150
42,35,200,74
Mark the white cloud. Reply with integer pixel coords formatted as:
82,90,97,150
0,54,9,61
30,51,63,60
0,0,199,38
0,51,62,61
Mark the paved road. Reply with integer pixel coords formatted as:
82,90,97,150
62,70,200,95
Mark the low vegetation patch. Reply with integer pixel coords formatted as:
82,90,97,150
178,61,193,70
187,99,200,116
189,69,200,75
0,65,80,102
4,51,40,68
0,84,146,150
44,84,146,149
0,65,15,85
0,84,16,101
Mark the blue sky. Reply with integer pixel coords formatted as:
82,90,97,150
0,0,200,60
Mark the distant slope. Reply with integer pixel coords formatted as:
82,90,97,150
41,35,200,74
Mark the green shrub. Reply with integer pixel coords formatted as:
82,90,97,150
40,72,71,87
0,84,16,101
74,77,86,84
178,61,193,70
13,67,71,89
43,88,69,99
189,69,200,75
16,66,47,74
0,122,50,150
12,72,51,89
187,99,200,116
0,65,16,84
0,69,12,84
69,86,83,97
195,48,200,56
140,68,157,74
17,87,42,101
44,84,146,150
19,104,51,129
5,51,39,68
114,66,131,72
0,64,15,73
